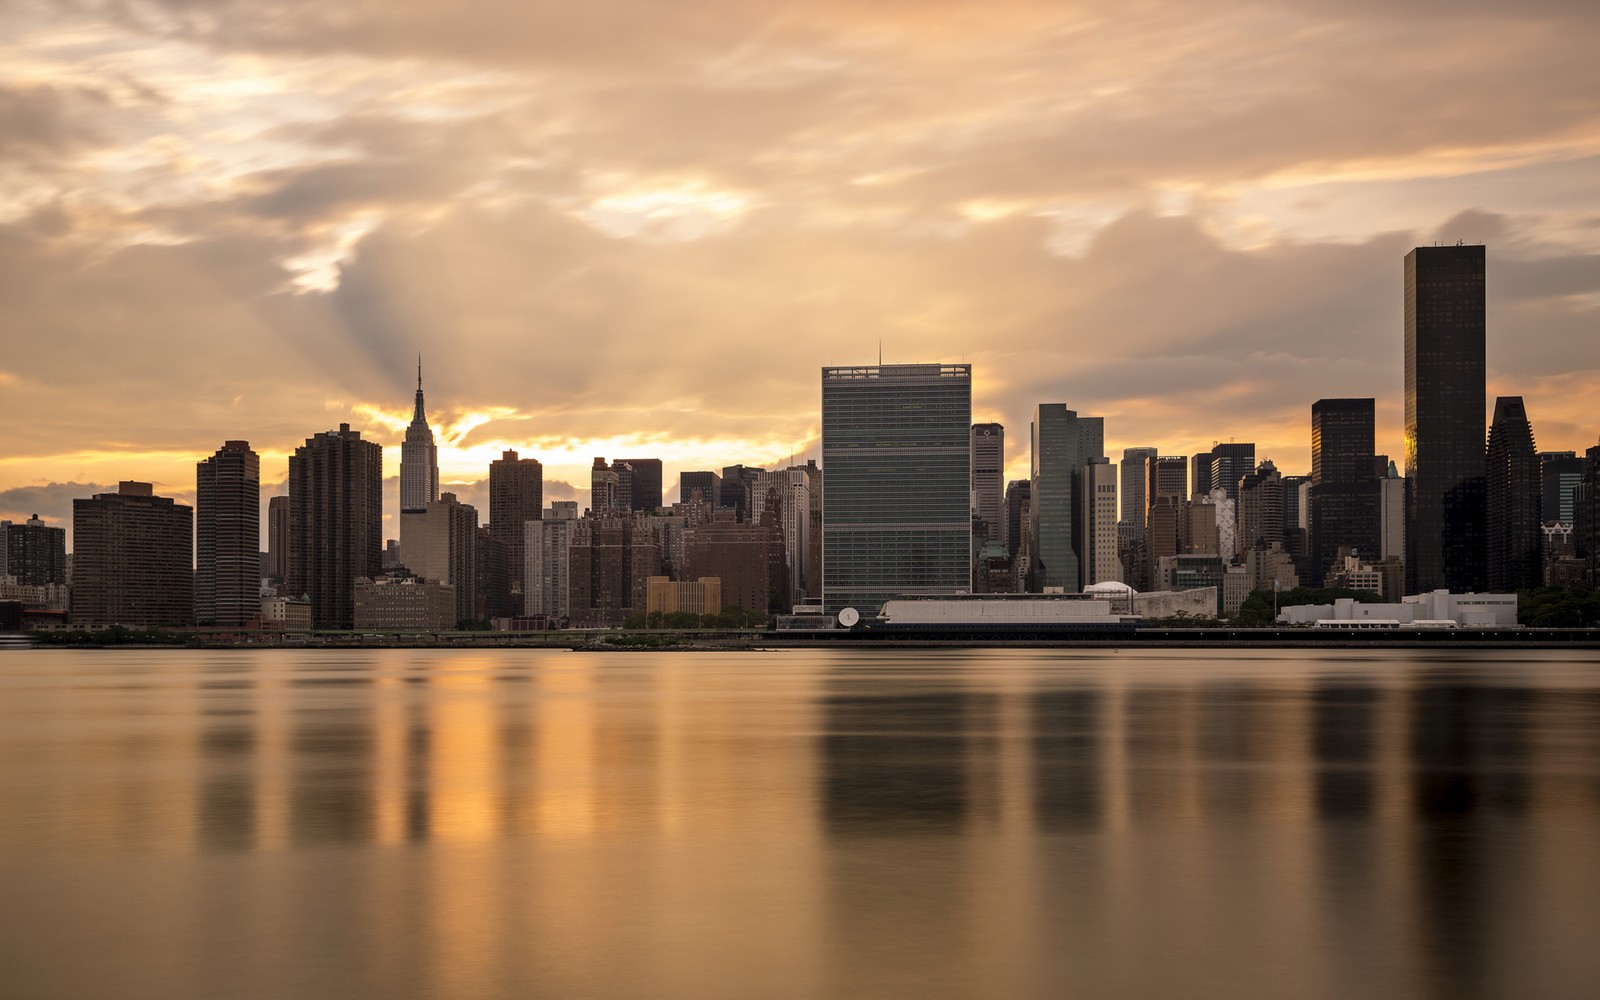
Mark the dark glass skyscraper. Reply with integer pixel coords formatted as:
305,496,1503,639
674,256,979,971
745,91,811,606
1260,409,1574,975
1485,396,1541,591
821,364,971,615
1405,244,1486,593
489,449,542,611
1309,398,1379,584
196,440,260,627
289,423,383,630
1209,443,1256,504
1029,405,1103,591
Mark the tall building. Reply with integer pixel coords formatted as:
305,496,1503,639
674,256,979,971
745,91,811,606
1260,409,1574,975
1485,396,1541,591
1309,398,1380,585
1146,455,1187,522
821,364,971,615
1190,450,1215,498
971,423,1005,547
1120,447,1158,534
616,458,663,513
683,515,787,613
1539,451,1582,525
1004,480,1031,563
525,503,579,621
719,465,764,522
399,358,439,570
1379,469,1405,562
289,423,383,630
679,470,722,508
1209,443,1256,504
1405,244,1487,593
266,495,290,582
71,482,193,628
411,492,479,626
1079,457,1121,585
489,450,542,604
1237,460,1285,557
195,440,260,628
1,514,66,586
1029,404,1103,591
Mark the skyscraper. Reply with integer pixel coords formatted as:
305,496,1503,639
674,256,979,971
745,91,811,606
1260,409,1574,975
1485,396,1541,591
266,495,290,582
679,471,722,508
195,440,260,627
821,364,971,615
289,423,383,630
1309,398,1380,584
1,514,66,586
415,492,479,626
1538,451,1582,525
616,458,664,512
489,449,542,605
1237,460,1285,557
1078,456,1122,586
971,423,1005,547
399,358,439,570
1120,447,1158,533
1029,404,1104,591
1190,450,1215,498
1209,443,1256,504
1405,244,1487,593
71,482,193,628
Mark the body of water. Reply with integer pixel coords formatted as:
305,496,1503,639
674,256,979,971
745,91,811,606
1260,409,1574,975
2,647,1598,999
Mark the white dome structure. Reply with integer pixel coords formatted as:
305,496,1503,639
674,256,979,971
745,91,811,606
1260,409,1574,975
1084,580,1137,597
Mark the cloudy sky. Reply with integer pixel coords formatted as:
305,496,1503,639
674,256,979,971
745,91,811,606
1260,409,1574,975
3,0,1598,545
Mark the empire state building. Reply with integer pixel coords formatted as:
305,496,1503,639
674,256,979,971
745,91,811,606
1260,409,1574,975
399,358,439,568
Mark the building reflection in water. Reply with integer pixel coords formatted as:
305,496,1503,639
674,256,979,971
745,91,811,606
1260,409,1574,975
5,649,1600,999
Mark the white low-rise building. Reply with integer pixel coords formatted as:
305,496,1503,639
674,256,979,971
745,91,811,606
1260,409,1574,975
1278,590,1518,627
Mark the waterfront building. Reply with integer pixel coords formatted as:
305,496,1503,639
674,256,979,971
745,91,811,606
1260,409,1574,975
525,503,578,621
71,482,193,628
195,440,260,628
1485,396,1542,591
567,515,662,627
683,513,786,614
1,514,66,587
821,364,971,615
476,527,510,620
645,576,722,617
489,449,542,604
1030,404,1104,592
354,577,456,632
1309,398,1380,585
267,496,289,582
1405,244,1487,593
289,423,383,630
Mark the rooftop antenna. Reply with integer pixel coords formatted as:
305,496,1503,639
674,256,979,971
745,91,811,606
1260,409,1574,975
878,339,882,366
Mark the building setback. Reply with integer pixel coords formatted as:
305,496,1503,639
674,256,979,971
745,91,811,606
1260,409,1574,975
1405,244,1487,593
1485,396,1542,591
196,440,261,628
821,364,971,616
71,482,193,628
288,423,383,630
398,359,440,572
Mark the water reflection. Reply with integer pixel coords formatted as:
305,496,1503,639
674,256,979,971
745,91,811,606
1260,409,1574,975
1,649,1599,1000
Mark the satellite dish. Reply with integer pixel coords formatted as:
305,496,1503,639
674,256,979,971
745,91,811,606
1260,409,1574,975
838,607,860,628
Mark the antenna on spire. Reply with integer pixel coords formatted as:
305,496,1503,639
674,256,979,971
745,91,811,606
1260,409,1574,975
417,353,423,390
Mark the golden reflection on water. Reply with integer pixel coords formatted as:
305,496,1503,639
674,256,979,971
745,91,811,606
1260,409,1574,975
1,648,1599,1000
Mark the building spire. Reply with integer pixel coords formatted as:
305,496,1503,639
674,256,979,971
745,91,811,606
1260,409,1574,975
412,354,427,424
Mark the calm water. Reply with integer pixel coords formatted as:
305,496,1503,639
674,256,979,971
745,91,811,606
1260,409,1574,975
2,647,1598,999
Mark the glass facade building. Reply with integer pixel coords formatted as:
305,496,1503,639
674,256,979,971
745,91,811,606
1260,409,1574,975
1030,405,1103,591
1404,245,1487,593
821,364,971,616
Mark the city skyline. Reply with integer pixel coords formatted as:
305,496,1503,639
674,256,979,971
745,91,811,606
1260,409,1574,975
4,2,1600,538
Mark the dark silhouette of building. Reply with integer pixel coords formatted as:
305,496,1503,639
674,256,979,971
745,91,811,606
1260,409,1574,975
679,470,722,508
1538,451,1582,525
1405,244,1487,593
1004,479,1031,562
1120,447,1157,535
1145,455,1187,527
196,440,260,627
2,514,66,586
1190,450,1215,498
71,482,193,628
1582,440,1600,587
1309,398,1380,585
289,423,382,630
1486,397,1541,591
1209,443,1256,504
266,495,289,582
617,458,663,512
476,526,509,621
1030,405,1103,592
489,449,542,607
719,465,764,522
